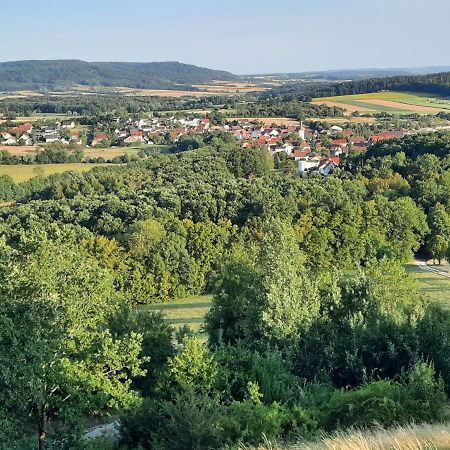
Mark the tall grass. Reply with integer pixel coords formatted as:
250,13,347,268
240,423,450,450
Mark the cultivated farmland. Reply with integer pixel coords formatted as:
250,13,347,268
313,91,450,114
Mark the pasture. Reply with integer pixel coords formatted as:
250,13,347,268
145,266,450,342
313,91,450,115
145,294,213,338
0,163,110,182
405,263,450,309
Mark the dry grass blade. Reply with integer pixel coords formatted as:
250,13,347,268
239,423,450,450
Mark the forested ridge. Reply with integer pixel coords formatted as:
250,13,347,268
0,60,237,91
261,71,450,101
1,133,450,449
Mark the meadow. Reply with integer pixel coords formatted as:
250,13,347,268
405,263,450,309
0,163,109,182
313,91,450,115
143,265,450,341
145,294,213,337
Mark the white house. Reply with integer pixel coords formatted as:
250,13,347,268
298,160,320,173
61,121,75,129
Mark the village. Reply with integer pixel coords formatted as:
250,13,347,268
0,113,414,174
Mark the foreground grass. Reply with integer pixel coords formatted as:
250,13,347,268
0,163,111,182
240,423,450,450
405,264,450,310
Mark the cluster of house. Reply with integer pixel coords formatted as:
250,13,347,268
0,114,406,176
92,117,211,146
222,121,405,174
0,120,82,147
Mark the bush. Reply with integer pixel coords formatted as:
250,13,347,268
322,363,446,431
214,346,297,404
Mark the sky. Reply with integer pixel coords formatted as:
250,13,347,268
1,0,449,74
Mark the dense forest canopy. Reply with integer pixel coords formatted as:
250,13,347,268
0,60,237,91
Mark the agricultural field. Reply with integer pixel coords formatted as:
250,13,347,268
313,91,450,115
226,116,301,126
0,163,110,182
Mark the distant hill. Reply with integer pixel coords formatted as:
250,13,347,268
0,60,238,91
247,66,450,81
316,71,450,97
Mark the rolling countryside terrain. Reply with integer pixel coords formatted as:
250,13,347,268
313,91,450,114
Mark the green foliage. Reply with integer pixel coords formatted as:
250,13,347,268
156,337,218,398
323,363,446,430
0,239,147,447
206,220,320,350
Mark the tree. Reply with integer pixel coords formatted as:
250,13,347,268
427,203,450,264
0,240,146,448
206,220,320,351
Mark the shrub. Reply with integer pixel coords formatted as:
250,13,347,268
322,363,446,431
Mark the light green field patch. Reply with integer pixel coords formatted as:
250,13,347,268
405,264,450,310
0,163,110,183
145,295,214,337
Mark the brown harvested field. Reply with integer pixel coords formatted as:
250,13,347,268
0,145,39,155
192,81,269,93
128,89,217,97
363,98,444,113
306,116,376,124
226,117,301,126
84,148,139,159
314,100,375,113
0,90,43,100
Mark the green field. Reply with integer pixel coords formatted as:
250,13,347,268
405,264,450,309
314,91,450,115
145,295,213,336
145,267,450,340
0,163,110,182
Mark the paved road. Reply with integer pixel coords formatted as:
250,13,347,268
415,261,450,279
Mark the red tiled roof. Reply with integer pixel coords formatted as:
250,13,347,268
328,156,340,166
9,123,33,135
331,139,347,145
293,149,312,158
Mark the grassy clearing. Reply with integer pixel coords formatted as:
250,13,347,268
145,294,213,336
242,422,450,449
405,264,450,310
141,264,450,339
0,163,110,182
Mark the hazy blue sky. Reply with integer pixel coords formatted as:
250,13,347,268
1,0,449,74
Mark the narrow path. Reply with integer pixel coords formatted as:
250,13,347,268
415,260,450,279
